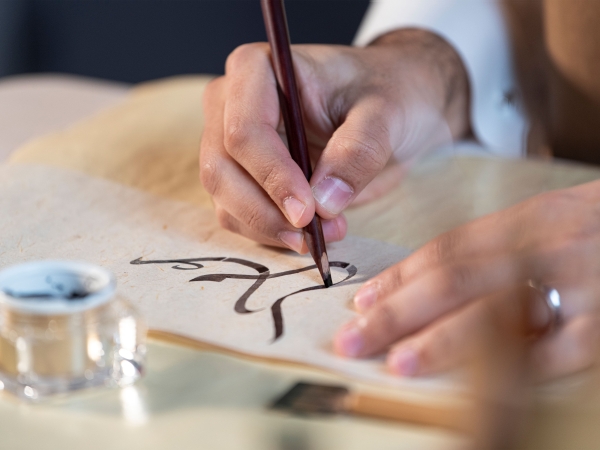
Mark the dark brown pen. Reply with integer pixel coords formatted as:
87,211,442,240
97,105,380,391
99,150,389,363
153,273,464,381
261,0,332,287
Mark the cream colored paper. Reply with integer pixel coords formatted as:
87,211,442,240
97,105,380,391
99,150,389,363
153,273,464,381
0,164,456,392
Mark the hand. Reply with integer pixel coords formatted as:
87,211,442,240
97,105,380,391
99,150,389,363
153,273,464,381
334,181,600,381
199,29,469,253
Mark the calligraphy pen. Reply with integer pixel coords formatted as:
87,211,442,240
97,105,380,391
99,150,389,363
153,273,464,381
261,0,332,288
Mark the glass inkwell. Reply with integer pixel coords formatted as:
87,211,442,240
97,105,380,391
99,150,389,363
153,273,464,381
0,261,146,400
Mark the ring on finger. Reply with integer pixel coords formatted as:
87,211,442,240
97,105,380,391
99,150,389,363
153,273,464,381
528,280,562,334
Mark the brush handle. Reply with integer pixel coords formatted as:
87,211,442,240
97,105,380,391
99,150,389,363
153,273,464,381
347,394,469,432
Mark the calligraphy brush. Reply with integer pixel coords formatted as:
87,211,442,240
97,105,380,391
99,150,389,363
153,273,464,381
260,0,332,288
270,382,469,432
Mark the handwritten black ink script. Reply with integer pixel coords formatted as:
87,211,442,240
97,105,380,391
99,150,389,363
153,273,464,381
130,257,357,342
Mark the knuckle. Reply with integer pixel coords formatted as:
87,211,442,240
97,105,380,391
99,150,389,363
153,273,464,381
414,337,436,369
202,76,224,107
436,264,473,299
215,207,236,232
530,190,578,223
416,327,454,371
242,202,267,234
570,317,600,364
387,266,404,289
199,158,221,196
536,190,571,208
569,210,600,243
331,128,390,177
557,237,587,261
538,316,600,377
538,237,592,279
547,189,579,205
375,301,403,335
430,232,461,265
222,123,287,198
259,163,286,197
529,197,600,279
225,43,269,74
223,116,251,155
427,326,452,360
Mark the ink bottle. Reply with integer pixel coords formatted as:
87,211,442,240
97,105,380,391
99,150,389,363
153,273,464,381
0,261,146,401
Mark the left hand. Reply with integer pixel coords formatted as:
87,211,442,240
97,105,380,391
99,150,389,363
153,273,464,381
334,180,600,381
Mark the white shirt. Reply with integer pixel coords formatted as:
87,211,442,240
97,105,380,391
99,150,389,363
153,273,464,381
355,0,528,157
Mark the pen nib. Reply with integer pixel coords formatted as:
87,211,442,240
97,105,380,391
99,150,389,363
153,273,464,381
321,252,332,288
323,271,333,288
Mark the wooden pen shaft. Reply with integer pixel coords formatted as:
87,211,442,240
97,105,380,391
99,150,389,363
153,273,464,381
261,0,331,286
261,0,313,180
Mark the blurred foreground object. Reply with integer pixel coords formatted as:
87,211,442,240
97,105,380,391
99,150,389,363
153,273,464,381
0,261,146,400
505,0,600,163
270,381,469,432
544,0,600,164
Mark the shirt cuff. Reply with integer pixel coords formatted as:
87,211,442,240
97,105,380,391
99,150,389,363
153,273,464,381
355,0,528,157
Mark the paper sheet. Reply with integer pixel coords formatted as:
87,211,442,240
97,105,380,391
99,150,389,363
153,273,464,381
0,164,457,392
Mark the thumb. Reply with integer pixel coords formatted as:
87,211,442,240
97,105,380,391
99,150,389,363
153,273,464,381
309,98,399,219
310,98,452,219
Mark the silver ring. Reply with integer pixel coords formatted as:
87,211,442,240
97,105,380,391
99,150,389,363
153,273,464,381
528,280,562,333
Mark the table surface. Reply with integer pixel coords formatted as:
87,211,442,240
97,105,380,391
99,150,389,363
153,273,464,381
3,75,600,449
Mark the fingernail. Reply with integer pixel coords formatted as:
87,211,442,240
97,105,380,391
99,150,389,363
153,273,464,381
388,347,418,377
335,322,364,357
279,231,304,253
283,197,306,227
312,177,354,215
354,284,377,312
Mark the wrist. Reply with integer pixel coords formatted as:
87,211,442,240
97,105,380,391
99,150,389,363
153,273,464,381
368,28,471,140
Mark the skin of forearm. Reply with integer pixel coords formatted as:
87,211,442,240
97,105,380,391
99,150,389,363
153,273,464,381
369,28,471,141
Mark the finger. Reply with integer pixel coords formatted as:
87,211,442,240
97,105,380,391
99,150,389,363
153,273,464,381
381,281,600,376
223,43,315,229
352,202,537,312
324,213,348,243
201,74,312,249
214,202,305,253
532,314,600,381
385,299,488,377
385,286,536,377
525,282,600,334
335,254,531,357
200,75,231,194
210,154,332,251
204,120,304,248
310,96,399,219
200,76,227,177
214,202,347,254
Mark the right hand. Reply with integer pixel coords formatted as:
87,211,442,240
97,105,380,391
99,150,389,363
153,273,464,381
199,28,470,253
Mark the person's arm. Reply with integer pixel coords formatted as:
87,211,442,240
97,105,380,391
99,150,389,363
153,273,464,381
356,0,529,157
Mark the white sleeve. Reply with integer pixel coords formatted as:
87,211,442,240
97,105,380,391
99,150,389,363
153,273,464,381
354,0,528,157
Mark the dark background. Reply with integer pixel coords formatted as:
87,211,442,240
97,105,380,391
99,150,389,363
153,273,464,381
0,0,370,83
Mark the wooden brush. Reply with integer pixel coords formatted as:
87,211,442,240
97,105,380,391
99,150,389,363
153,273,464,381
270,382,469,432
